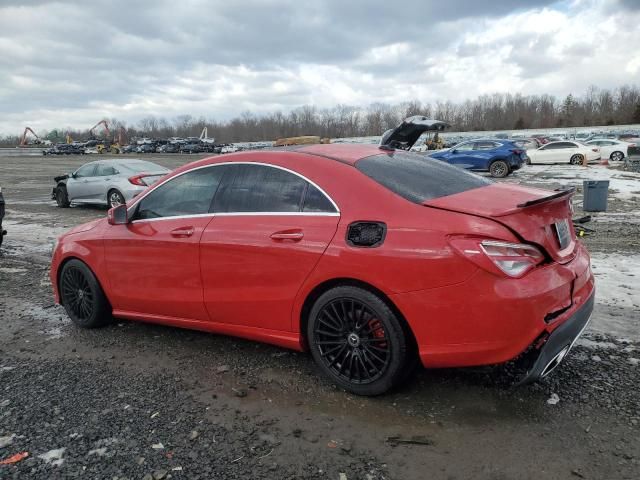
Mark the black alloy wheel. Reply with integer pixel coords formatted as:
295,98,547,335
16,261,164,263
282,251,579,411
61,265,94,321
308,286,411,395
315,297,391,384
59,259,111,328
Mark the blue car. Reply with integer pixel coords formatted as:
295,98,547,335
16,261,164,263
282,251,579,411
429,139,528,178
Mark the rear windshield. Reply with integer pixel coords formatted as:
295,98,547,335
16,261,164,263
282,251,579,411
118,160,166,172
356,152,491,203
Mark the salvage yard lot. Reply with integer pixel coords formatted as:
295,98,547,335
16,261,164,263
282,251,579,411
1,153,639,479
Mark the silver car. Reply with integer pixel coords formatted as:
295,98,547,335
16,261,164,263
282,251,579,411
52,159,170,208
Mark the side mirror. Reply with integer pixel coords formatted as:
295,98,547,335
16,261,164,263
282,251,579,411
108,204,128,225
71,172,77,178
451,149,458,154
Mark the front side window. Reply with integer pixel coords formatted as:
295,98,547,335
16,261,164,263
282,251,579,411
303,184,337,213
134,166,226,220
214,164,307,213
75,163,96,178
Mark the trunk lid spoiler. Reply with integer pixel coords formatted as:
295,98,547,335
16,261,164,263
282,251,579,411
424,184,578,263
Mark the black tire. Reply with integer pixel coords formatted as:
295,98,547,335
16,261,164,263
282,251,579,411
570,154,583,165
307,286,410,396
55,185,71,208
489,160,510,178
59,259,111,328
610,151,624,162
107,189,125,208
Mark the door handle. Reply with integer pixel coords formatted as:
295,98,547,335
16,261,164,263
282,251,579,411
170,227,195,238
270,230,304,241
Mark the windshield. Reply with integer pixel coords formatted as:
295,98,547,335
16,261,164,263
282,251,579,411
356,151,491,203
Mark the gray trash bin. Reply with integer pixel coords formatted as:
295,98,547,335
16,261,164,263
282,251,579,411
583,180,609,212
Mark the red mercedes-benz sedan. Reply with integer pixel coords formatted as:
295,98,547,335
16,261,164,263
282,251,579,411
50,127,594,395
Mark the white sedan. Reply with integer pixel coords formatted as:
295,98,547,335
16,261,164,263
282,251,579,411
527,141,601,165
586,139,634,162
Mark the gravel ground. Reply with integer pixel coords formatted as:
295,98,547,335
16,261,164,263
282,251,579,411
1,153,639,479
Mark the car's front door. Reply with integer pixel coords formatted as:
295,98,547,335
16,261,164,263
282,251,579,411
442,141,475,168
103,165,227,320
66,163,98,201
200,163,340,332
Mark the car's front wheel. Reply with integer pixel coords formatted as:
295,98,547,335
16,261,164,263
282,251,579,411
307,286,411,396
55,185,70,208
489,160,510,178
59,259,111,328
108,189,125,208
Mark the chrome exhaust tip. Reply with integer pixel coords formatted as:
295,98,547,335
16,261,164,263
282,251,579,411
541,345,571,378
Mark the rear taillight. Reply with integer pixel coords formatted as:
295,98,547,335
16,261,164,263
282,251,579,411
128,175,147,186
510,149,524,155
628,143,636,147
449,237,545,278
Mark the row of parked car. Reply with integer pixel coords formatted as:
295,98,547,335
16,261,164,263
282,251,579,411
43,141,240,156
425,135,637,177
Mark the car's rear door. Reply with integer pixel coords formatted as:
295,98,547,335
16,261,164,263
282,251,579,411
200,163,340,332
103,165,227,320
529,143,560,164
470,141,501,170
92,163,118,203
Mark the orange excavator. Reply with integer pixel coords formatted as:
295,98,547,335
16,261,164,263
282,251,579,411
89,119,111,139
19,127,51,146
89,120,122,154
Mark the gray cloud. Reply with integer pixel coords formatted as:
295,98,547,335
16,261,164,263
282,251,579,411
0,0,637,134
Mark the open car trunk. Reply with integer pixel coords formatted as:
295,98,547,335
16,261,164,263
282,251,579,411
380,116,450,150
424,183,577,263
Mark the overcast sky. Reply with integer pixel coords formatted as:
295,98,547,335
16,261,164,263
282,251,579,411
0,0,639,135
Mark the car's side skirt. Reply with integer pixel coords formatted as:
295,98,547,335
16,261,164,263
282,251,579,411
112,309,304,351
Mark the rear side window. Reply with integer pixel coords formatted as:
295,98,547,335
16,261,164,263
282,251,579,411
356,152,491,203
474,141,499,150
303,184,336,213
214,164,307,213
135,166,226,219
96,164,118,176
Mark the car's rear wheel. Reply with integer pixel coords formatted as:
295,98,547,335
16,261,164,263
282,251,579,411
108,189,125,208
55,185,70,208
307,286,410,396
59,259,111,328
489,160,509,178
610,151,624,162
570,154,583,165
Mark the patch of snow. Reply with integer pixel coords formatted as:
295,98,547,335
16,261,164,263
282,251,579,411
0,434,16,448
547,393,560,405
38,447,65,466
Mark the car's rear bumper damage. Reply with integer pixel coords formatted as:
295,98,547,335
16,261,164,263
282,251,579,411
518,290,594,384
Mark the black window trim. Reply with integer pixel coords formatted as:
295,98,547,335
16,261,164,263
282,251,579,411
128,161,340,223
